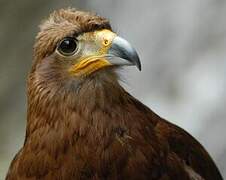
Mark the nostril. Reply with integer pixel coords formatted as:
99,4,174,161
103,39,109,46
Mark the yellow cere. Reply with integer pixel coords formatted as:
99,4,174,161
69,29,117,76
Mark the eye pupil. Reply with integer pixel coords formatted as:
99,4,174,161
58,37,78,56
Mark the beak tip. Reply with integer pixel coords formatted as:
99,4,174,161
133,54,141,71
136,61,142,71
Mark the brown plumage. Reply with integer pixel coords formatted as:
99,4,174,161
6,8,223,180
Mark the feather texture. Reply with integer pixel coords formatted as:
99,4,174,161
6,8,223,180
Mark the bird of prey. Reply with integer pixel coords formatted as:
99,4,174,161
6,8,223,180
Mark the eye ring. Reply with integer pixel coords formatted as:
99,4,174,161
57,37,78,56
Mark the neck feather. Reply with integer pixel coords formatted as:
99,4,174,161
26,70,130,141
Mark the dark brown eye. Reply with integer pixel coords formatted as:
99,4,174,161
57,37,78,56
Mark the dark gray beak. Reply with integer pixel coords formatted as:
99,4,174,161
108,36,141,71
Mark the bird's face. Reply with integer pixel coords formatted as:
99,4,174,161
31,9,140,92
56,29,141,77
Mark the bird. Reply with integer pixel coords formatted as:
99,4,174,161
6,8,223,180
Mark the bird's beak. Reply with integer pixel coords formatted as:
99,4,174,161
69,30,141,76
107,36,141,71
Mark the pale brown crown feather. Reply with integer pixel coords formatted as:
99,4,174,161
33,8,112,70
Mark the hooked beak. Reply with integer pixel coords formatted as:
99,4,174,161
69,30,141,77
108,36,141,71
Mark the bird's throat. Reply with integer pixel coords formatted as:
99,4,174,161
26,72,127,140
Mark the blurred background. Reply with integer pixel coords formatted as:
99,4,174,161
0,0,226,179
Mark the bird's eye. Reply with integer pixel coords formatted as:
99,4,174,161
57,37,78,56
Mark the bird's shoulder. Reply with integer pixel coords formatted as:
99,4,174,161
129,95,223,180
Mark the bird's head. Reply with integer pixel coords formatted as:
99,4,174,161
28,8,142,113
31,8,140,87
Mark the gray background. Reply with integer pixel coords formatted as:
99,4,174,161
0,0,226,179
